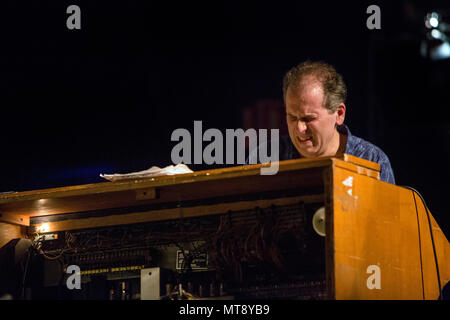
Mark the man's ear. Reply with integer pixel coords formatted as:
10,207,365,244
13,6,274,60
335,103,346,125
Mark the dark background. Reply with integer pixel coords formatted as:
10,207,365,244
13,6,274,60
1,0,449,235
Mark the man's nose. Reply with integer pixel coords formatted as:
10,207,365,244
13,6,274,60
297,120,307,133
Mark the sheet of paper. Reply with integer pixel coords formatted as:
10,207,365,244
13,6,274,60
100,163,193,182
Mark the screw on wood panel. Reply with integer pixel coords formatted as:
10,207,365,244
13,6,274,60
135,188,156,200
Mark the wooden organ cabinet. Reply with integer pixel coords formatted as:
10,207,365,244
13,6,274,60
0,155,449,300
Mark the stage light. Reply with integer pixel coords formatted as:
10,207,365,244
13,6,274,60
431,29,442,39
425,12,440,29
431,41,450,60
421,11,450,60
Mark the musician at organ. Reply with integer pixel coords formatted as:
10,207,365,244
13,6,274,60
249,60,395,184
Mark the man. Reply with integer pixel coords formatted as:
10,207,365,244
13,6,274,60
249,61,395,184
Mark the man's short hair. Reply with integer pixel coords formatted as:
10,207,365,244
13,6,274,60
282,61,347,113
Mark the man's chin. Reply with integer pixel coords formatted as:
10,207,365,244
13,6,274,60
296,146,318,158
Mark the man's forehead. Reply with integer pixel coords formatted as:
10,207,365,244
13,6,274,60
286,79,324,107
288,77,323,96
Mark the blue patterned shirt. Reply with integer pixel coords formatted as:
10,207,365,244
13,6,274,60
248,124,395,184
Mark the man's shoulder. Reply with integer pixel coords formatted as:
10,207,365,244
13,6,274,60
346,133,389,163
346,132,395,184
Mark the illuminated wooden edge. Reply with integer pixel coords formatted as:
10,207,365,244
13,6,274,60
0,155,379,205
0,158,333,203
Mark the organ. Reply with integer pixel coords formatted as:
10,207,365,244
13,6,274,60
0,155,448,299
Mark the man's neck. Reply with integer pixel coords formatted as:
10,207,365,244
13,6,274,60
325,129,343,157
335,131,347,157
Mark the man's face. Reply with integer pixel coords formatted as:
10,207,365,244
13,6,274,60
285,79,345,158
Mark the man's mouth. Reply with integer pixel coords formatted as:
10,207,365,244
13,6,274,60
297,136,312,144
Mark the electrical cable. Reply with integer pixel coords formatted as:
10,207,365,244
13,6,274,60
402,185,442,300
411,190,426,299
